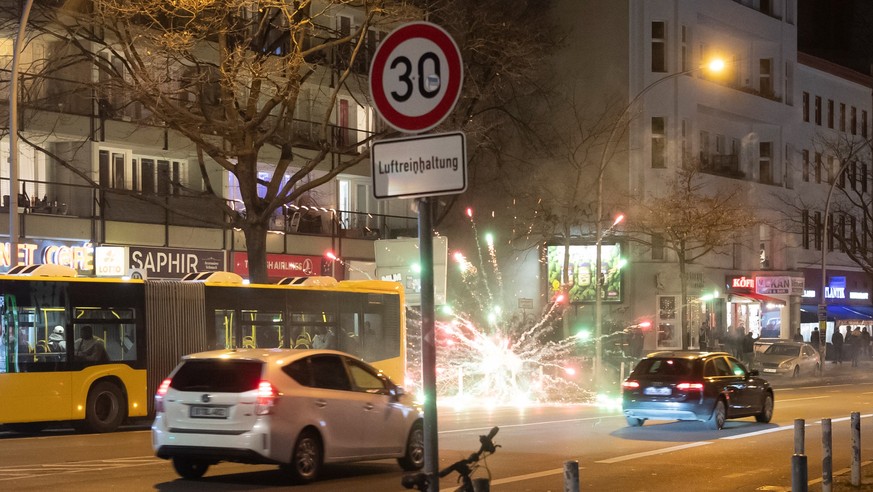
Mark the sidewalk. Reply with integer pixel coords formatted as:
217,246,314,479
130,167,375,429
768,358,873,389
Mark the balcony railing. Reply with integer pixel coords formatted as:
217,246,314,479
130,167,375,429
1,178,417,242
700,153,746,179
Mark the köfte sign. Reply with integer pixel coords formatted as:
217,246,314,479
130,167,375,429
129,246,225,279
728,275,755,291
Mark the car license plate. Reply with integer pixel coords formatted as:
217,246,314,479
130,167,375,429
763,368,777,373
190,405,228,419
643,386,671,396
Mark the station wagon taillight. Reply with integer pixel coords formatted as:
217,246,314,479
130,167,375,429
676,382,704,391
622,380,640,391
256,381,278,415
155,377,172,413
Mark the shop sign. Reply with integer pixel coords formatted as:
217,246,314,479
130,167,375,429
95,246,127,277
791,277,805,295
756,276,792,295
0,239,94,273
232,252,322,279
129,246,225,279
728,275,755,291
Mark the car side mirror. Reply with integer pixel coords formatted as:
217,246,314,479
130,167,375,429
390,386,406,401
748,369,760,377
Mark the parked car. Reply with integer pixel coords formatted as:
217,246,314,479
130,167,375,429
621,351,774,430
152,348,424,483
752,341,821,377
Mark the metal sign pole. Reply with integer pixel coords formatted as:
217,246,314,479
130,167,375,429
417,197,438,491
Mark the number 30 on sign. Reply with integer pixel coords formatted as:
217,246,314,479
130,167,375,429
369,22,464,134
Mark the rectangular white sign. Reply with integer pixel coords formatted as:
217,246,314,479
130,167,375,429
371,132,467,199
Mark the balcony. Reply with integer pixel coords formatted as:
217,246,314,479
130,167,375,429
700,153,746,179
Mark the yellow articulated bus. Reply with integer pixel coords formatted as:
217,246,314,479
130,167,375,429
0,265,406,433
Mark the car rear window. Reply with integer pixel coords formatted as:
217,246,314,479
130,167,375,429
171,359,263,393
631,358,694,377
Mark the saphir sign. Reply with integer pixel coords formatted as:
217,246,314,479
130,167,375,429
129,246,225,279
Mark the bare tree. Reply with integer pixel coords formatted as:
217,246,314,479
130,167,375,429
630,163,760,347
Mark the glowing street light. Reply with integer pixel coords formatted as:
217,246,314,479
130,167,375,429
592,57,727,388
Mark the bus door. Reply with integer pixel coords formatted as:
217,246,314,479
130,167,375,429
0,294,73,424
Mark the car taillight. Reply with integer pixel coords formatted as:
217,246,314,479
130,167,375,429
155,377,171,413
622,380,640,391
256,380,278,415
676,382,704,391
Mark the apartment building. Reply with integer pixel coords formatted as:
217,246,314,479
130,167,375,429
545,0,873,351
0,1,414,281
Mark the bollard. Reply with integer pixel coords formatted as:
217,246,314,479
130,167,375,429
564,460,580,492
792,454,808,492
822,418,832,492
794,418,805,455
852,411,861,486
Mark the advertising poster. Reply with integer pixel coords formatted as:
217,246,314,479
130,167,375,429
546,243,622,303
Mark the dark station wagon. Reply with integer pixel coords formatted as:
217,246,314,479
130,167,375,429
621,351,774,430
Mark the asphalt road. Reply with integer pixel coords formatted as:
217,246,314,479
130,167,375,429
2,375,873,491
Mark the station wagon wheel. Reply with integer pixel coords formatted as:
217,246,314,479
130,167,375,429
285,429,322,484
398,421,425,470
706,400,726,430
172,457,209,479
755,394,774,423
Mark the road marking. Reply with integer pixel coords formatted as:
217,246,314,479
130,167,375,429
720,425,793,440
778,396,829,402
0,456,163,481
438,415,623,435
595,441,712,464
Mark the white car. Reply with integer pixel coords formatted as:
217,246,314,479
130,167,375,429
753,341,822,377
152,349,424,483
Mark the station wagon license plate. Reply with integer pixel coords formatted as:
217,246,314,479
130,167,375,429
190,405,228,419
643,386,672,396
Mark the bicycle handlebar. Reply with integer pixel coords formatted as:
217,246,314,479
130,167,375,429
401,426,500,490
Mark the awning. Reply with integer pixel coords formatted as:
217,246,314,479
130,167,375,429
800,304,873,322
730,292,786,305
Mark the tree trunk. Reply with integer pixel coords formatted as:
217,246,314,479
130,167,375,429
243,221,269,284
679,249,688,350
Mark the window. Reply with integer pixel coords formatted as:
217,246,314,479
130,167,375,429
815,152,822,183
827,99,834,128
651,117,666,168
802,92,809,122
814,96,821,125
863,164,869,194
839,214,846,252
680,25,688,72
759,142,772,184
802,150,809,182
652,233,665,260
814,211,822,250
347,359,390,394
309,355,352,391
99,149,132,190
759,59,772,96
681,119,689,164
851,106,857,135
699,130,710,166
840,103,846,131
801,210,809,249
851,215,857,252
651,21,666,73
828,213,834,251
863,110,868,138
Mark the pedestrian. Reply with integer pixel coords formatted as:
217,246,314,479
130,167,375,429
831,326,844,364
699,321,709,351
810,326,821,353
742,331,758,366
861,326,871,358
849,327,862,367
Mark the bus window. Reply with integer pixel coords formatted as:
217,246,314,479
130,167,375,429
73,308,137,363
241,310,283,348
290,311,335,350
214,309,236,349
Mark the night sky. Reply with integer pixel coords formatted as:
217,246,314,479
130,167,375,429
798,0,873,74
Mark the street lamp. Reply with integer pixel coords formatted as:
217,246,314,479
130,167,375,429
592,58,725,386
819,159,855,362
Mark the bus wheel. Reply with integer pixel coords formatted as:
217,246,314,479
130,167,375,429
82,381,126,433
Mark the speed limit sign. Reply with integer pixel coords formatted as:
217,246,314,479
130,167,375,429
369,22,463,133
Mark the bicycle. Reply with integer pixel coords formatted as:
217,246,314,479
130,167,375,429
401,426,500,492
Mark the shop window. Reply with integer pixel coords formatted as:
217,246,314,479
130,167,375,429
651,117,666,168
651,21,666,73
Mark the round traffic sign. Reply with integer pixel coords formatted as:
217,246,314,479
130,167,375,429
369,22,463,133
